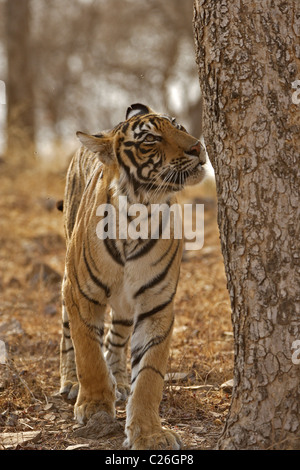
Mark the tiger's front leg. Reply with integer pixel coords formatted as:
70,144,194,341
63,280,116,425
104,312,133,403
59,300,78,403
124,302,181,450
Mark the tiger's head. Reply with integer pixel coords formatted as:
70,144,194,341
77,103,207,203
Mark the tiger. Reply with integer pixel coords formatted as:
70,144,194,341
59,103,207,450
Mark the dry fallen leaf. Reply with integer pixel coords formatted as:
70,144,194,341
0,431,41,449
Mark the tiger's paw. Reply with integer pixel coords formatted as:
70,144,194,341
59,380,79,404
124,428,181,450
74,398,115,425
116,383,130,404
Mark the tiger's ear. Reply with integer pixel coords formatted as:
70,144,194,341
76,131,114,165
126,103,153,120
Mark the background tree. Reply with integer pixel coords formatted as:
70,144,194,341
193,0,300,449
0,0,202,162
5,0,35,161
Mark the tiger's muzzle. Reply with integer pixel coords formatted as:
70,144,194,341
185,140,206,165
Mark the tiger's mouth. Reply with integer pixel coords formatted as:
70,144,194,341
159,159,204,188
182,159,207,187
187,157,203,170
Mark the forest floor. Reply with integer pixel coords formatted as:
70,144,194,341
0,158,233,451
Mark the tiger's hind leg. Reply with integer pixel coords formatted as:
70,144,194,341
104,311,133,403
124,302,181,450
63,280,116,425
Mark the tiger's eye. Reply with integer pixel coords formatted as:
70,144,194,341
144,134,156,142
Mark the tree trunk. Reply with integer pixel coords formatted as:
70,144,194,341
193,0,300,450
5,0,35,162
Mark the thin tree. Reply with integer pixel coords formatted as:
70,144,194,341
193,0,300,449
5,0,35,162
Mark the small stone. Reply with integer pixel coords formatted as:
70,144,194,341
220,379,234,393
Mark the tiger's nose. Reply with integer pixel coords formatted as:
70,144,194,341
188,141,202,157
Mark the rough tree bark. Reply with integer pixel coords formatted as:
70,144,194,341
193,0,300,449
5,0,35,162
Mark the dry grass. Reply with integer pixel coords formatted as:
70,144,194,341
0,158,233,450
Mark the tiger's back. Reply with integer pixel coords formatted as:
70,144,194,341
63,147,101,241
60,103,207,450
